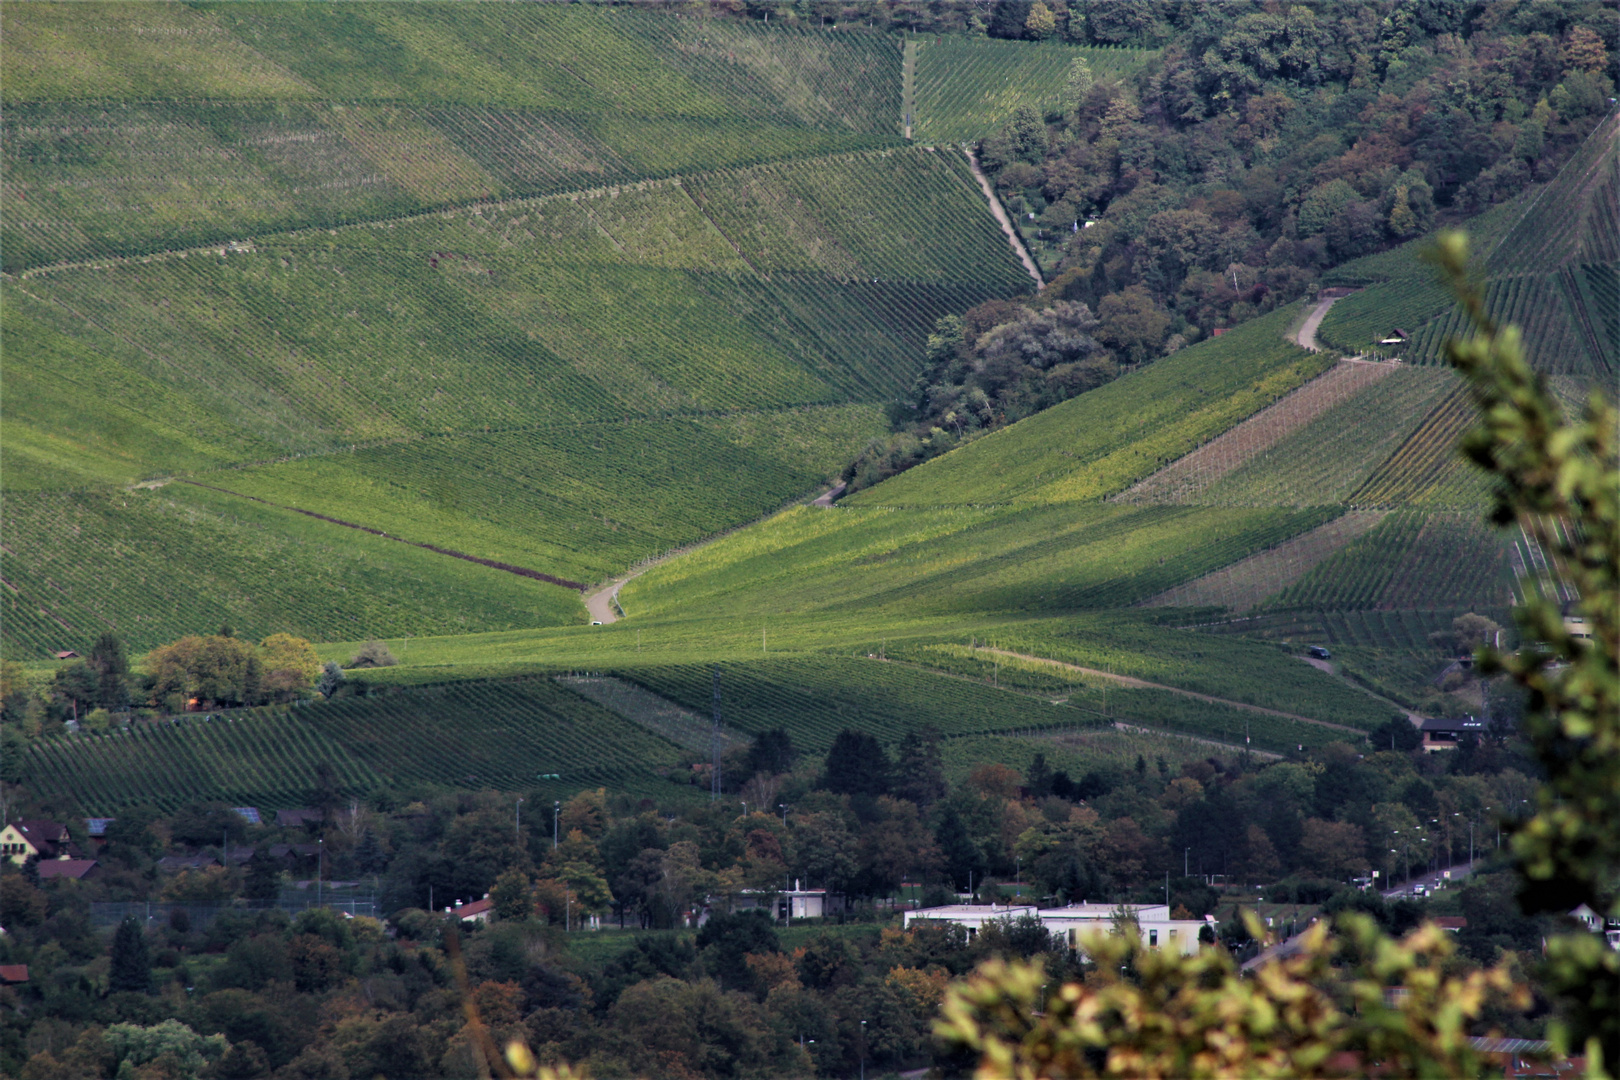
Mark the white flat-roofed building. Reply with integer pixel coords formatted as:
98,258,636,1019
904,901,1207,956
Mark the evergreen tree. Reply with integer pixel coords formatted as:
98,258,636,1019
893,728,947,809
109,916,151,994
244,847,281,902
822,730,890,796
88,631,129,711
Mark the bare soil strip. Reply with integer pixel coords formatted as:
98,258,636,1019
1139,510,1388,611
975,647,1366,734
1116,360,1396,504
963,147,1045,288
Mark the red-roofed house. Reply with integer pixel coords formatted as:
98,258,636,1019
1434,916,1468,933
0,966,28,985
455,896,493,923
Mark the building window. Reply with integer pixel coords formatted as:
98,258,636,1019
1149,929,1158,947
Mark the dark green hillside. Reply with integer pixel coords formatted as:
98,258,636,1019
17,675,691,814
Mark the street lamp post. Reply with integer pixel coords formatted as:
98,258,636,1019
860,1020,867,1080
516,797,523,843
1185,847,1190,877
553,800,560,850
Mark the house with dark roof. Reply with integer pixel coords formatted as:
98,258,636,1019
1419,715,1488,752
157,854,220,873
36,860,100,881
275,809,323,829
1,820,79,864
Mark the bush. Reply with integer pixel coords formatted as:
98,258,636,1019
347,640,398,669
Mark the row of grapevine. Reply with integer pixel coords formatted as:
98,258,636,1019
215,406,879,588
1486,110,1619,276
21,712,377,815
1348,388,1493,508
19,675,692,813
1001,616,1393,730
880,645,1350,753
1403,272,1602,376
1266,511,1514,612
911,36,1158,144
1189,369,1460,509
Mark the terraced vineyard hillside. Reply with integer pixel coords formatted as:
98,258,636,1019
1,3,903,270
1319,110,1619,378
2,4,1051,658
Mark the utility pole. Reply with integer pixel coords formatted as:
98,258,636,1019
553,800,560,850
516,797,523,844
711,666,723,802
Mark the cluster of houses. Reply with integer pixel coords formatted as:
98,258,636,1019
0,808,335,883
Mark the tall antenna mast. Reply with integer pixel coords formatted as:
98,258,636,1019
711,666,723,802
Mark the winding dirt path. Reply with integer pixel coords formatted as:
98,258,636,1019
964,148,1045,289
583,481,846,624
975,647,1366,734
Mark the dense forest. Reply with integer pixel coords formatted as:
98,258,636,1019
839,0,1616,490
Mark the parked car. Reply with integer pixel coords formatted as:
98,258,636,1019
1308,645,1332,660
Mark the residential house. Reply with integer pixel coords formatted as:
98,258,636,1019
1419,715,1488,752
275,809,323,829
1,820,79,865
0,966,29,985
231,807,263,827
37,860,100,882
455,896,493,923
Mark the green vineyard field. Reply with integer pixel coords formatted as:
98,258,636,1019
841,306,1330,507
1266,511,1514,613
1348,388,1492,508
1,3,905,271
0,485,580,659
1195,368,1460,507
622,499,1335,626
18,676,691,814
616,656,1108,754
911,36,1157,144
